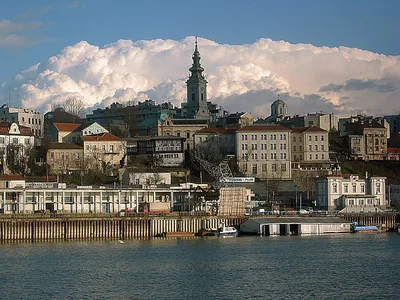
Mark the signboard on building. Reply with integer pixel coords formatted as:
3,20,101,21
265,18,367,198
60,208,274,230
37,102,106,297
220,177,255,183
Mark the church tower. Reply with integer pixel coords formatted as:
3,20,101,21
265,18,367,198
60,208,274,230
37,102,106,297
270,94,287,121
186,38,210,120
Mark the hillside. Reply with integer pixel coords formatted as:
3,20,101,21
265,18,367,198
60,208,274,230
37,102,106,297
341,160,400,185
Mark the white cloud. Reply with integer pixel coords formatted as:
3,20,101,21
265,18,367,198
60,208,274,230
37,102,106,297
0,19,45,47
2,36,399,117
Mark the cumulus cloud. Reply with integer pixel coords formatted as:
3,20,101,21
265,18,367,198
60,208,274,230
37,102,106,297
1,36,399,117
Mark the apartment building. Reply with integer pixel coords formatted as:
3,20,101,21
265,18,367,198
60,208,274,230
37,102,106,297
0,104,43,137
291,127,329,162
236,125,291,179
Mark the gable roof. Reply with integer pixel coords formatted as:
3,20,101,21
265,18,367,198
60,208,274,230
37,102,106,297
291,126,327,133
53,123,81,132
82,132,120,142
0,175,25,181
47,142,83,150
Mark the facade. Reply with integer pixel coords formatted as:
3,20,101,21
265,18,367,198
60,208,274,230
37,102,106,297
46,143,84,174
83,133,127,168
236,125,291,179
220,112,254,129
339,115,390,138
315,174,387,211
281,113,339,133
384,114,400,136
47,122,109,144
0,104,44,137
158,117,208,151
387,184,400,208
126,136,185,167
290,127,329,163
0,122,35,174
122,171,172,185
194,128,236,156
185,39,211,120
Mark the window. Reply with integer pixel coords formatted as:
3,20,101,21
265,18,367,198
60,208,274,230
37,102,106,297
103,145,106,151
308,136,311,142
344,184,348,193
0,137,4,144
321,135,324,141
272,164,277,172
300,146,303,151
322,154,324,159
309,145,312,151
352,183,356,193
360,184,365,193
51,152,54,159
110,145,114,152
294,146,297,151
321,145,324,151
315,136,318,141
24,138,30,145
332,183,337,193
192,93,195,101
315,154,318,160
13,138,18,144
177,132,181,137
315,145,318,151
262,164,267,172
252,164,257,175
293,136,296,142
281,164,286,172
376,183,381,194
187,132,190,138
201,93,204,101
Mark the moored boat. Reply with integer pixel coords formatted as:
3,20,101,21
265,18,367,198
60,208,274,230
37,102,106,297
350,222,378,233
198,222,238,237
387,223,400,233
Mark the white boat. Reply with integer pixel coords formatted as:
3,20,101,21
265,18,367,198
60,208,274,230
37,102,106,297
201,222,238,237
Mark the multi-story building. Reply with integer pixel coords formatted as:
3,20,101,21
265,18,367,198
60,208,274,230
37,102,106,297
235,125,291,179
126,136,185,167
337,116,388,160
281,112,339,133
0,121,35,174
194,128,237,156
83,133,127,169
0,104,44,138
384,114,400,136
315,174,387,211
46,142,84,174
158,117,208,151
218,112,254,129
290,126,329,163
47,122,109,144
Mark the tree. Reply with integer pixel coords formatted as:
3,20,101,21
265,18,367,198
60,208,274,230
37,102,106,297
6,144,36,176
51,97,86,122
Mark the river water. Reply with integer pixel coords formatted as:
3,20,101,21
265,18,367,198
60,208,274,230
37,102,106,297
0,234,399,300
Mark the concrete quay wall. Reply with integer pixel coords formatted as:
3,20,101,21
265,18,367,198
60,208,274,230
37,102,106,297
0,216,245,242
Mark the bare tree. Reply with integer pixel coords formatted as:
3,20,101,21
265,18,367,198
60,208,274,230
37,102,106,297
51,97,86,122
6,144,36,176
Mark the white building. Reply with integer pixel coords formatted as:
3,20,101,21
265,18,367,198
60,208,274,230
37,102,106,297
236,125,291,179
0,104,44,137
315,174,387,212
387,184,400,209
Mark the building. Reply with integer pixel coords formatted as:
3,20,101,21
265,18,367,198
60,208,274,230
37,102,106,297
290,126,329,163
47,122,109,144
315,174,387,211
0,104,44,137
266,95,288,122
236,125,291,179
194,128,237,156
387,184,400,208
46,142,84,175
339,115,390,138
240,217,351,235
83,133,127,169
0,122,35,174
158,117,208,151
44,107,85,141
384,114,400,137
281,112,339,133
185,38,211,120
126,136,185,167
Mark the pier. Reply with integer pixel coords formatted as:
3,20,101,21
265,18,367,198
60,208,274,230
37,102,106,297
0,215,245,242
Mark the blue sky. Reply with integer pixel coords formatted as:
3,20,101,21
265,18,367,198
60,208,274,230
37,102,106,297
1,0,399,83
1,0,399,116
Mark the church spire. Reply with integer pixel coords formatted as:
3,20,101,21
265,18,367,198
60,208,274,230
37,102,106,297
189,37,204,75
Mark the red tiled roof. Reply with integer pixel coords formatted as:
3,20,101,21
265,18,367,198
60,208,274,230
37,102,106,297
53,123,81,131
237,125,291,132
0,175,25,181
196,128,226,134
387,148,400,154
83,133,120,142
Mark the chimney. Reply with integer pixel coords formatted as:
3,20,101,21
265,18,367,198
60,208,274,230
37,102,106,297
365,171,368,179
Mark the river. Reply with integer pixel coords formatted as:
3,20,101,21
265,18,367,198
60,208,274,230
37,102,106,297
0,233,399,299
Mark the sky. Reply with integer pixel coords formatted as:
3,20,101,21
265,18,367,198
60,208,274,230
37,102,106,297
0,0,399,117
